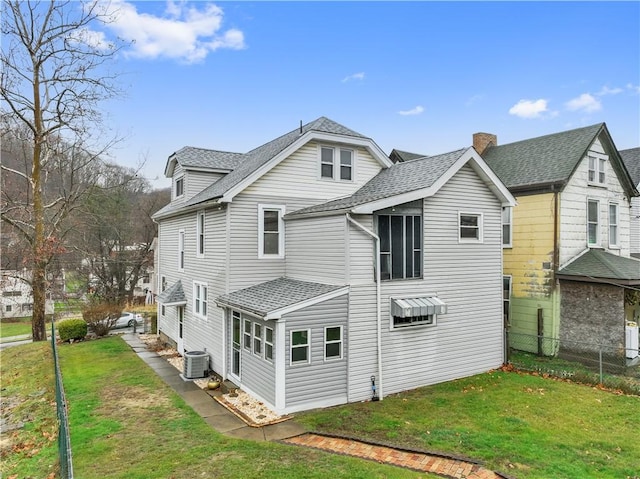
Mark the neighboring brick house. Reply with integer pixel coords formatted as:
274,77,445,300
393,124,640,361
153,117,515,414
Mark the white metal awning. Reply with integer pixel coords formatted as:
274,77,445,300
391,297,447,318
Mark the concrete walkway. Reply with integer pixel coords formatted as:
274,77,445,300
122,333,509,479
121,333,306,441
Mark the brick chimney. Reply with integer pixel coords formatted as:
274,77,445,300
473,132,497,154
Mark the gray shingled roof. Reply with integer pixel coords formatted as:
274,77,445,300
389,149,427,163
620,147,640,186
558,249,640,284
287,148,467,217
184,117,368,207
482,123,605,190
156,280,186,304
215,277,346,318
171,147,245,171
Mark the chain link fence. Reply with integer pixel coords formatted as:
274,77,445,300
506,331,640,395
51,322,74,479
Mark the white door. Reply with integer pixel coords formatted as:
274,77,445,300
177,306,184,354
230,310,241,382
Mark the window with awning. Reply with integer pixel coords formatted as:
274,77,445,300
390,297,447,329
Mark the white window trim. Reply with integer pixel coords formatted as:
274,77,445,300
243,319,252,351
608,202,619,248
324,326,343,361
258,204,285,259
196,210,205,258
318,144,355,182
265,326,274,362
458,212,484,243
174,176,185,199
587,153,608,186
178,229,185,271
290,329,310,365
587,199,600,247
193,280,208,319
502,206,512,248
253,322,263,357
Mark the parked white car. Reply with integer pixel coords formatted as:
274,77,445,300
114,312,143,328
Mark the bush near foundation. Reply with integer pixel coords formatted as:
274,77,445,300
58,318,88,342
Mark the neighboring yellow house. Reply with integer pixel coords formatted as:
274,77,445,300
478,124,640,359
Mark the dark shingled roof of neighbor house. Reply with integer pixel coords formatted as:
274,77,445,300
215,277,346,318
287,148,467,217
389,149,427,163
557,249,640,284
620,147,640,186
482,123,606,190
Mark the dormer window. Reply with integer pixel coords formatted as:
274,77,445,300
175,177,184,198
320,146,353,181
588,155,606,185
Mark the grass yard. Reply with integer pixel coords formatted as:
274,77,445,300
298,370,640,479
0,338,429,479
0,318,52,339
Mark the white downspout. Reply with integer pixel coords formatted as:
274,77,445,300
346,214,383,400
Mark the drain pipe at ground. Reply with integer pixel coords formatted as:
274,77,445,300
346,214,383,401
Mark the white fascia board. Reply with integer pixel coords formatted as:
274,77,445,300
221,132,392,203
164,155,177,177
351,147,517,214
162,300,187,307
264,286,350,320
184,166,234,174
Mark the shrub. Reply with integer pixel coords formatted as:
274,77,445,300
82,303,122,337
58,319,88,342
149,311,157,334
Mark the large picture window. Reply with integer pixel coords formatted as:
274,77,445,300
258,204,285,258
378,214,422,280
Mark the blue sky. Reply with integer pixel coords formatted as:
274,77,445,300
92,1,640,189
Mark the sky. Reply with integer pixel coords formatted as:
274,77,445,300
86,1,640,189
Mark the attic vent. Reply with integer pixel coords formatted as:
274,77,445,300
183,350,208,379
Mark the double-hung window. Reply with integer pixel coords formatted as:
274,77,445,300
178,230,185,271
265,327,274,361
253,323,263,356
587,199,600,246
459,213,483,243
243,319,252,350
197,211,205,257
290,329,310,364
378,214,422,280
175,177,184,198
324,326,343,360
588,155,607,185
258,204,285,258
502,207,512,247
609,203,619,247
193,281,207,318
320,146,353,181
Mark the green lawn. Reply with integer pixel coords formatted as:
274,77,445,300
298,370,640,479
0,338,428,479
0,318,52,339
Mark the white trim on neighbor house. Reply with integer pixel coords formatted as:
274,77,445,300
351,148,516,214
608,202,619,248
587,198,600,247
502,206,513,248
588,153,608,187
258,204,286,259
220,130,393,203
458,212,484,243
263,286,350,320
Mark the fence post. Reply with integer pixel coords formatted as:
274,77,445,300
51,321,74,479
599,346,603,385
537,308,544,356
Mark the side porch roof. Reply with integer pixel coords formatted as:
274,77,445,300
156,280,187,306
557,249,640,286
215,277,349,320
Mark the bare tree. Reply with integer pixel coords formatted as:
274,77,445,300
1,1,123,340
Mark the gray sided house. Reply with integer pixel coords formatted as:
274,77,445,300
153,117,515,415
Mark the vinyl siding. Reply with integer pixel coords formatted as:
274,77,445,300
284,294,349,411
560,138,630,264
242,141,383,200
347,165,505,402
187,170,225,200
285,215,348,284
631,197,640,256
156,206,228,373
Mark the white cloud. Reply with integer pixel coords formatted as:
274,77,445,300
508,99,549,119
565,93,601,112
67,27,114,51
342,72,365,83
101,1,245,63
398,105,424,116
596,86,623,96
627,83,640,94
